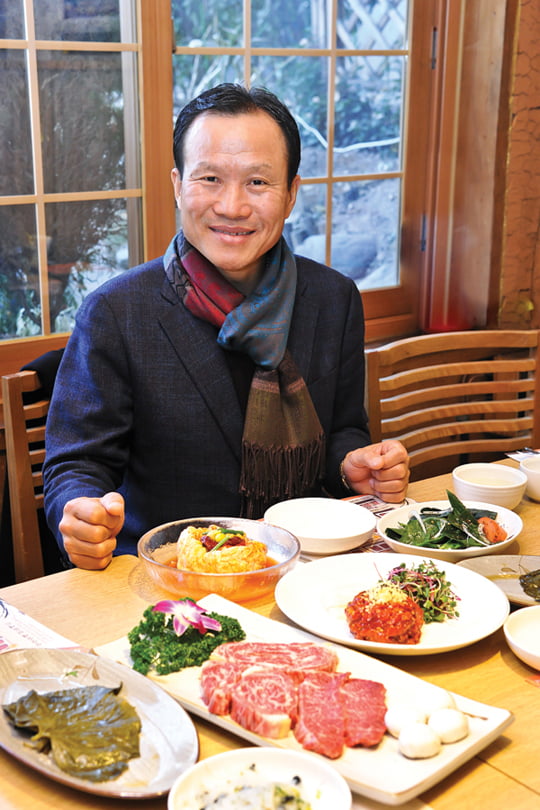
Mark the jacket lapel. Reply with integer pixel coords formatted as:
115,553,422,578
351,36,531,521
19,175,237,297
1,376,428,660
158,280,245,462
287,265,319,383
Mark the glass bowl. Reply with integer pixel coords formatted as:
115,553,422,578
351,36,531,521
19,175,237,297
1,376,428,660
138,517,300,603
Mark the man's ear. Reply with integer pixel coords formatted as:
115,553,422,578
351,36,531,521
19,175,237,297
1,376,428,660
287,174,301,217
171,167,182,208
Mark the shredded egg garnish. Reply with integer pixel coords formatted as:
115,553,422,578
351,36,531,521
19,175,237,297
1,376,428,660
367,582,409,604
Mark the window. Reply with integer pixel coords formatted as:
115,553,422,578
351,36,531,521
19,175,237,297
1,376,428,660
0,0,142,341
1,1,502,350
170,0,425,339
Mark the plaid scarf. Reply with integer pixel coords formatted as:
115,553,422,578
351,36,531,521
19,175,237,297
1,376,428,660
164,232,325,517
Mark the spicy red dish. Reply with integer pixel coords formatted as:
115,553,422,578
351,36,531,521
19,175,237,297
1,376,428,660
345,583,424,644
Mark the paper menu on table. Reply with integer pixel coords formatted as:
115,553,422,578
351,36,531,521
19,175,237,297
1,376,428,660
0,600,75,653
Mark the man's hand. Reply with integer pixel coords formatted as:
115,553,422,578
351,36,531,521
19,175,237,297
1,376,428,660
59,492,125,570
341,440,410,503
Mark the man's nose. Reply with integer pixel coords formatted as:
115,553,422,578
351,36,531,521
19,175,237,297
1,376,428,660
213,183,251,217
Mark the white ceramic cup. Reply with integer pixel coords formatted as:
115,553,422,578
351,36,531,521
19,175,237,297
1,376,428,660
519,455,540,501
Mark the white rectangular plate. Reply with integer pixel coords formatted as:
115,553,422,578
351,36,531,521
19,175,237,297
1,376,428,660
96,594,513,806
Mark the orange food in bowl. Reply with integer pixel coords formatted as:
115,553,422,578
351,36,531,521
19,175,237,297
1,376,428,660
137,517,300,604
176,524,268,573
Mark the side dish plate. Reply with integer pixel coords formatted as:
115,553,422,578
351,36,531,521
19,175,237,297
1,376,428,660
0,648,198,798
274,553,510,655
97,593,512,806
457,555,540,606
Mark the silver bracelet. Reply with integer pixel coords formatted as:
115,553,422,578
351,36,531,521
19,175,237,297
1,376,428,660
339,459,353,492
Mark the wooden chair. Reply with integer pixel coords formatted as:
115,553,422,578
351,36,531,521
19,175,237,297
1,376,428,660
2,370,52,582
366,330,540,479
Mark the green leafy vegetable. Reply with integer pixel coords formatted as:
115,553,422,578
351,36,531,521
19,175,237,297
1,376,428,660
386,490,500,550
519,568,540,601
384,561,460,623
3,685,140,782
128,599,245,675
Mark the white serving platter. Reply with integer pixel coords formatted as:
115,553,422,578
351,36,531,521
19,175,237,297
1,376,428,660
0,648,198,798
274,553,510,655
97,593,513,806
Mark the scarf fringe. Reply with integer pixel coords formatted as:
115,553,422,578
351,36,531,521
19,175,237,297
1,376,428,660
239,436,326,519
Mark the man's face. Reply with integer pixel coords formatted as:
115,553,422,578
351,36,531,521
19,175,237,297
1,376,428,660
171,110,300,293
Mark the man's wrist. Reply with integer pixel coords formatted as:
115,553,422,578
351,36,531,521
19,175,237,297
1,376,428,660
339,458,353,492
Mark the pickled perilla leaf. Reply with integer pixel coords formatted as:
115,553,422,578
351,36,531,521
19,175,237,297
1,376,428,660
519,568,540,601
3,684,141,782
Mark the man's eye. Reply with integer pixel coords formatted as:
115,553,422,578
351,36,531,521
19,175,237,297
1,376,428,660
250,179,267,186
201,175,218,183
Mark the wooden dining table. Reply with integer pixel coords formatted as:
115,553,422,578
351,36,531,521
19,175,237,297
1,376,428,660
1,460,539,810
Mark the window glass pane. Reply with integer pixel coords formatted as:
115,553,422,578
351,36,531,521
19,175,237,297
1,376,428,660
172,0,243,47
250,55,328,178
334,55,403,176
252,0,327,48
46,198,136,333
0,0,24,38
337,0,407,50
331,178,400,288
0,205,40,339
0,50,33,195
34,0,121,42
286,182,327,259
38,51,130,193
173,53,244,114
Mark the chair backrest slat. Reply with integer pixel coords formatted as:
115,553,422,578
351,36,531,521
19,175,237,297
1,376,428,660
366,329,540,478
2,370,48,582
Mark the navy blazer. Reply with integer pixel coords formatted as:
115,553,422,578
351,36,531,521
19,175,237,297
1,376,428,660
43,254,370,555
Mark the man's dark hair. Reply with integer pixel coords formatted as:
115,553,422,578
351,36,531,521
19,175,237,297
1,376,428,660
173,83,301,188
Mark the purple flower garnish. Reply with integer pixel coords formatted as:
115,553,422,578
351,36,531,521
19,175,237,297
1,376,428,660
152,598,222,636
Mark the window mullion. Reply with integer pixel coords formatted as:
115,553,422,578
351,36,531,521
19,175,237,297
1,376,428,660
23,0,50,335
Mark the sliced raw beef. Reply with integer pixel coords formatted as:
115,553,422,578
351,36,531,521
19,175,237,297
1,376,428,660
200,659,243,715
211,641,338,673
294,671,349,758
230,669,298,738
341,678,387,747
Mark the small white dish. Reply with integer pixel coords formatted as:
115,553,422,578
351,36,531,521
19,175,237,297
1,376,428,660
457,554,540,605
377,500,522,563
264,497,375,555
519,455,540,501
167,747,352,810
452,463,527,510
503,605,540,671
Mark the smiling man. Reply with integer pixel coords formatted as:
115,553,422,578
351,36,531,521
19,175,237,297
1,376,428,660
43,83,409,570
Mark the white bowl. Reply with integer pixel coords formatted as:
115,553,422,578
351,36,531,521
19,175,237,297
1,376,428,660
377,500,522,563
167,747,352,810
503,605,540,671
452,463,527,510
519,455,540,502
264,497,375,555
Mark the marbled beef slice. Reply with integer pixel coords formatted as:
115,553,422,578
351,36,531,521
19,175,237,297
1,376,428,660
230,669,298,738
210,641,338,673
342,677,387,747
200,659,243,715
294,671,349,759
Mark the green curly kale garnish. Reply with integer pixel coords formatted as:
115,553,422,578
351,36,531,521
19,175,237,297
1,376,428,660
127,603,245,675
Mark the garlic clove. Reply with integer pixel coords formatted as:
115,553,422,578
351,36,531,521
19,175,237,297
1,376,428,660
428,708,469,743
398,723,442,759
